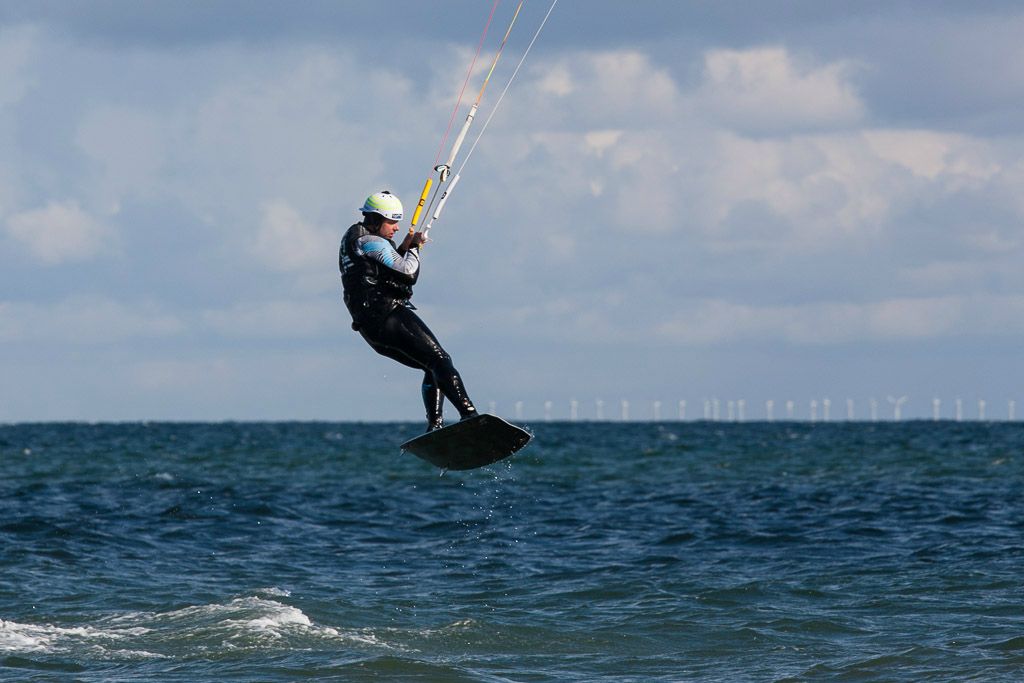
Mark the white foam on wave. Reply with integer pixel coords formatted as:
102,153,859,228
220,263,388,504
223,598,321,639
141,595,395,650
0,617,159,658
1,594,395,659
170,596,399,650
407,618,478,638
0,619,50,652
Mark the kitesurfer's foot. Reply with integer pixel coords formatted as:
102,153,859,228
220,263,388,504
459,409,478,422
426,419,444,433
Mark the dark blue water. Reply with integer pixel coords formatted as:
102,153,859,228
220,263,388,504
2,422,1023,681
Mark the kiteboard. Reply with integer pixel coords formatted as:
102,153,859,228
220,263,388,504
400,413,532,471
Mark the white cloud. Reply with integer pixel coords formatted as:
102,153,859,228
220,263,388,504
67,46,422,254
589,50,681,117
251,200,335,273
700,131,894,246
498,50,683,131
75,104,168,205
536,63,573,97
698,46,864,133
462,48,869,245
583,130,623,158
429,42,1022,289
0,26,36,109
0,297,183,344
455,284,1024,350
178,49,415,217
691,126,1020,256
396,41,1024,361
655,295,1024,346
201,298,342,338
5,201,113,264
898,260,994,291
998,159,1024,218
0,28,37,221
131,358,235,391
863,129,1001,185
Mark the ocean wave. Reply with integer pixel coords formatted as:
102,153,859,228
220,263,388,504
0,593,394,660
133,594,397,652
0,618,157,658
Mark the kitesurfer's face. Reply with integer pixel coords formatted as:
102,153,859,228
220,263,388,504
378,218,400,239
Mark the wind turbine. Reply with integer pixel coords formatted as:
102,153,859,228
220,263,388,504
887,395,908,421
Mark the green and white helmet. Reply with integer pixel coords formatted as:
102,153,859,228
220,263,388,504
360,191,404,221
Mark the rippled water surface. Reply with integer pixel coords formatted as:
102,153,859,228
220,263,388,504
2,421,1023,681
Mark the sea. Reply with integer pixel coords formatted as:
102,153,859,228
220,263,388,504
1,421,1023,682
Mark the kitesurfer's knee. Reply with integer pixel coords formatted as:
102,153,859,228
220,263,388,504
429,350,456,374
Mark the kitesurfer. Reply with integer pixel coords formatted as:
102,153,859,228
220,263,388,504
340,191,478,432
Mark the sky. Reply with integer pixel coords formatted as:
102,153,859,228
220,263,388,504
2,0,1023,422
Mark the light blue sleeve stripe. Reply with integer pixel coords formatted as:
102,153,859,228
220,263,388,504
357,235,419,275
360,238,395,267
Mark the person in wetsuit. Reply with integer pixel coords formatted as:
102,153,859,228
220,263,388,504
339,190,478,432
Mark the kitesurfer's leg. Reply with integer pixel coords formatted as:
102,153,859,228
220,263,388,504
361,332,445,431
372,307,478,420
362,333,420,369
422,373,444,431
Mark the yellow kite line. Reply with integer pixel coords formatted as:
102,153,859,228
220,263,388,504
410,1,526,228
424,0,559,238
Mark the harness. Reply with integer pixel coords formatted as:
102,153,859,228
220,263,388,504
339,222,414,329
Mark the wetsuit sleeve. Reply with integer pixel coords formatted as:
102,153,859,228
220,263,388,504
356,235,420,283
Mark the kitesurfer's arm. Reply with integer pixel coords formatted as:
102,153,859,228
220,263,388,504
357,234,420,283
397,230,415,255
397,230,428,256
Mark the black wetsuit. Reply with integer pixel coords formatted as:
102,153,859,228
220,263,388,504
339,221,476,429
